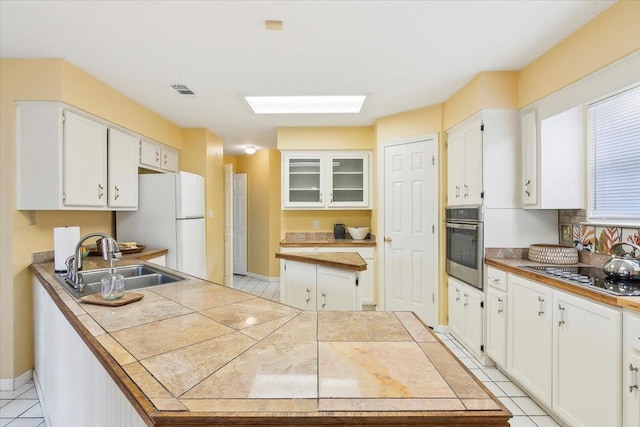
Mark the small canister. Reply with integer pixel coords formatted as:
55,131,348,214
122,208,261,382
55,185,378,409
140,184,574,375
334,223,345,239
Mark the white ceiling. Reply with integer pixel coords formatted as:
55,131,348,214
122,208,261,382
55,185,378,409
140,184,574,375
0,0,615,155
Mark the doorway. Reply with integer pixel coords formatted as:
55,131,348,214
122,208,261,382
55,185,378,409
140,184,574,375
233,173,247,275
380,136,439,327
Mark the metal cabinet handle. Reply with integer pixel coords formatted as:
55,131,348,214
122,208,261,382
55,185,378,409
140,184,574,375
164,153,168,165
384,237,392,243
321,292,326,309
114,186,120,200
464,184,469,198
455,288,460,302
538,296,545,316
319,192,323,203
155,151,160,162
305,288,311,303
629,364,639,393
464,293,469,307
455,185,460,198
525,179,531,197
98,184,104,199
330,192,333,203
558,304,566,326
497,297,504,314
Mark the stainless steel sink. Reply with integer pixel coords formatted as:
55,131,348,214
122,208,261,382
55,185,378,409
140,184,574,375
54,264,187,298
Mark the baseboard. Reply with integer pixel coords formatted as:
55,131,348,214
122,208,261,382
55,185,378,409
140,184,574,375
246,272,280,283
0,369,33,391
432,324,450,334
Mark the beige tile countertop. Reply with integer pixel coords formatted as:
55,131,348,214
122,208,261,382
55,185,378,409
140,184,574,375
280,232,377,247
275,251,368,271
31,258,510,426
485,258,640,312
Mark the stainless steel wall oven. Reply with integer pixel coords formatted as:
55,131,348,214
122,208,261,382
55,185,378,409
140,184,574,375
445,207,484,290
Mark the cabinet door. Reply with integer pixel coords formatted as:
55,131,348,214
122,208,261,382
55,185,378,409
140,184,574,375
327,153,369,208
447,132,465,205
161,147,179,172
108,129,138,208
448,278,464,339
462,285,484,357
553,291,621,427
63,111,108,207
140,140,161,169
463,121,483,205
521,110,538,206
486,287,507,368
282,260,317,310
317,266,357,311
624,313,640,427
283,154,325,208
508,275,553,406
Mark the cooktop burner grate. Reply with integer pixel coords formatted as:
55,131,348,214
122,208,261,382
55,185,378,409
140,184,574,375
519,265,640,297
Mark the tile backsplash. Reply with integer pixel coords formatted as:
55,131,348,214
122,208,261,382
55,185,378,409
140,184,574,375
559,209,640,255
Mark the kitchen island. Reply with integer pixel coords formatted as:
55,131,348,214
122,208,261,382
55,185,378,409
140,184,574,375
31,257,510,426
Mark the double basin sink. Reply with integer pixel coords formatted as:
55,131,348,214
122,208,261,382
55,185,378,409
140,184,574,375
55,264,187,299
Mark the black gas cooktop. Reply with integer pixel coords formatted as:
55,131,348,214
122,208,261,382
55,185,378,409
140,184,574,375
520,265,640,297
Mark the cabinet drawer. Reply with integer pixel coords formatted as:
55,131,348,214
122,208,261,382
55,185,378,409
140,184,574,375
486,266,507,291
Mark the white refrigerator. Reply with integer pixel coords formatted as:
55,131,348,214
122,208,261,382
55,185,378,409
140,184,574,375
116,171,207,278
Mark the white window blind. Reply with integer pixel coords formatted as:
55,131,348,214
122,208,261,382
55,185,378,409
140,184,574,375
588,85,640,221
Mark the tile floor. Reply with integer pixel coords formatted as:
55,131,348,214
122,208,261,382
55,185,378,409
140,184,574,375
1,277,560,427
232,274,281,302
0,381,45,426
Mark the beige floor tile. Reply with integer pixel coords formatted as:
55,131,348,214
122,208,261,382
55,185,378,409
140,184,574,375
112,312,234,359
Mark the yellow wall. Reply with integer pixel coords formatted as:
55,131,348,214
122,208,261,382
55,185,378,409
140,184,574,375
223,155,237,170
0,59,184,380
180,128,225,284
281,211,372,235
236,150,281,278
277,126,374,150
518,0,640,108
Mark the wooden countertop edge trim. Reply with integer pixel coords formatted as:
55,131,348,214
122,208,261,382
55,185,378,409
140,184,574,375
29,265,158,426
484,259,620,307
275,252,367,271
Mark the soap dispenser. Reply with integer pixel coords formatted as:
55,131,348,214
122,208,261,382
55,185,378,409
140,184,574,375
101,258,125,300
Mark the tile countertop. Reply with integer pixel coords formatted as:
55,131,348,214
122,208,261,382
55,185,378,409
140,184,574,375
31,259,510,426
280,232,377,247
485,258,640,312
275,252,368,271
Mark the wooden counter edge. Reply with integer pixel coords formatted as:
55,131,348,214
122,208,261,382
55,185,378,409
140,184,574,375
275,252,367,271
280,240,377,248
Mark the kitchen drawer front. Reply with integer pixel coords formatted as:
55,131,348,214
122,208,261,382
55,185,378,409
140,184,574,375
486,266,508,292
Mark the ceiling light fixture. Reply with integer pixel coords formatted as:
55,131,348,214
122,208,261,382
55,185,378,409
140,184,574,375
245,145,257,155
244,95,366,114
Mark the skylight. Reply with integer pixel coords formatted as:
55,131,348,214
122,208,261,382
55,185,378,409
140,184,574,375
244,95,366,114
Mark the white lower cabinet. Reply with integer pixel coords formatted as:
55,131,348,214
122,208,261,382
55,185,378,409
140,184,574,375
33,278,146,427
507,273,621,427
486,267,508,368
280,246,375,310
448,277,484,358
624,311,640,427
281,259,357,311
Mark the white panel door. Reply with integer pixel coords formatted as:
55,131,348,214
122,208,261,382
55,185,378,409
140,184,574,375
383,139,438,326
223,164,234,286
233,174,247,275
176,218,206,278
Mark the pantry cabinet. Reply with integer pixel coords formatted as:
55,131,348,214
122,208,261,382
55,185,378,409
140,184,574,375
446,110,520,208
521,105,585,209
507,272,621,426
448,277,484,358
281,151,371,209
16,102,138,211
281,259,357,311
139,139,179,172
623,312,640,427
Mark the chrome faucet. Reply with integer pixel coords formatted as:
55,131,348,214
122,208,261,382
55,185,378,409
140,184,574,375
65,233,121,289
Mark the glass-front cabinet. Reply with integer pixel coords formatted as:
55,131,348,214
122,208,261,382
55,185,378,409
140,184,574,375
282,151,371,209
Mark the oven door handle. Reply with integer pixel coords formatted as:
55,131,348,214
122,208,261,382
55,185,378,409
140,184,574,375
445,222,478,231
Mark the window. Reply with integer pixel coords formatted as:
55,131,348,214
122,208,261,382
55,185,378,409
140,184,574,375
587,84,640,222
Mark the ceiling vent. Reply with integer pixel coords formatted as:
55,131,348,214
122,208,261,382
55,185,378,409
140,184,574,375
170,84,195,95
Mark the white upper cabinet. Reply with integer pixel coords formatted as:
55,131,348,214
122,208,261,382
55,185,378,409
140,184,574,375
139,139,179,172
521,106,586,209
447,110,520,208
108,128,139,208
16,101,138,210
282,150,371,209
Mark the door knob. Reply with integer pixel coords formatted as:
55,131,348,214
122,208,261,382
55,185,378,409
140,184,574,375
384,237,392,243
